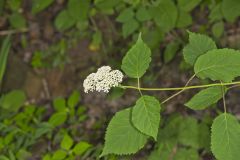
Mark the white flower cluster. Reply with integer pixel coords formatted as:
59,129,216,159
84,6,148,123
83,66,124,93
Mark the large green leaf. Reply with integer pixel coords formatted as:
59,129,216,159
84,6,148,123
0,36,11,85
222,0,240,22
211,113,240,160
132,96,161,140
121,34,151,78
149,1,178,32
177,0,201,12
183,32,216,65
185,86,226,110
194,49,240,82
101,108,148,156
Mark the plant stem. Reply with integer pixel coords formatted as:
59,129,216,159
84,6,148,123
220,81,227,113
120,81,240,91
137,77,143,96
161,74,195,104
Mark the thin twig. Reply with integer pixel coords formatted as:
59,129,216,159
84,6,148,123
161,74,196,104
0,28,28,36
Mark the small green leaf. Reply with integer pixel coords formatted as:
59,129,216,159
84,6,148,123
73,141,92,155
68,0,90,22
101,108,148,156
0,35,11,84
177,0,201,12
183,32,217,66
0,90,26,111
67,90,80,108
42,154,51,160
136,7,151,22
61,134,73,150
121,34,151,78
185,86,226,110
222,0,240,22
52,150,67,160
9,13,26,29
132,96,161,140
209,3,223,23
194,48,240,82
53,98,66,112
54,10,76,31
149,1,178,32
116,8,134,23
122,18,139,38
32,0,54,14
8,0,21,11
176,10,192,28
163,41,180,63
211,113,240,160
49,112,67,127
212,21,224,38
178,117,199,148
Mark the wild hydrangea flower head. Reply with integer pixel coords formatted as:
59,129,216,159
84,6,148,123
83,66,124,93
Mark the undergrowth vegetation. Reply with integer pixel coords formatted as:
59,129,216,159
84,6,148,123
0,0,240,160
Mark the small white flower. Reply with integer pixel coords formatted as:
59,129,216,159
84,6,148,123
83,66,124,93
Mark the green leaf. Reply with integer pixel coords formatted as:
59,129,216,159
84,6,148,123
94,0,121,12
73,141,92,155
209,3,223,23
132,96,161,140
222,0,240,22
32,0,54,14
8,0,21,11
101,108,148,156
121,34,151,78
48,112,67,127
53,98,66,112
176,10,192,28
67,90,80,108
163,41,180,63
52,150,67,160
194,48,240,82
211,113,240,160
136,7,151,22
61,134,73,150
178,117,199,148
177,0,201,12
54,10,76,31
0,36,11,84
183,32,217,65
149,1,178,32
9,13,26,29
122,18,139,38
0,90,26,111
185,86,226,110
68,0,90,22
116,8,134,23
212,21,224,38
